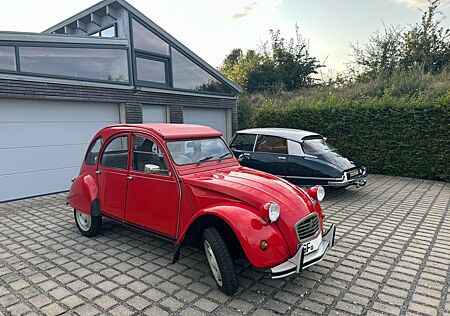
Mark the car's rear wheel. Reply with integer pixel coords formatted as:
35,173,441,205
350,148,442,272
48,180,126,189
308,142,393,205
202,227,238,296
74,210,102,237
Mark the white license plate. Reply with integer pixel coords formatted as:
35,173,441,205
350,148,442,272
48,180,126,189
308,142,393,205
349,169,359,177
297,234,322,255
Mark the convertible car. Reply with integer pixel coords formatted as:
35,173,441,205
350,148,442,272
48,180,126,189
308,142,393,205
68,124,336,295
230,128,367,188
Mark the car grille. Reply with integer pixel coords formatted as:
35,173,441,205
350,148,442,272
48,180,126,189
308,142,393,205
296,213,320,242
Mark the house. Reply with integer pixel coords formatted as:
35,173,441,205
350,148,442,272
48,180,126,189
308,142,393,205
0,0,241,202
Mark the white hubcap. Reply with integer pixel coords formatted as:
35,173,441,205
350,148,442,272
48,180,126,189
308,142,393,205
204,240,223,286
76,211,91,231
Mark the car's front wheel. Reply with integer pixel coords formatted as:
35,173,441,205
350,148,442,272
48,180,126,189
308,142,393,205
202,227,238,296
74,210,102,237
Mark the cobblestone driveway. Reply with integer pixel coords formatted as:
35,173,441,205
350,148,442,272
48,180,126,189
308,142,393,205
0,175,449,316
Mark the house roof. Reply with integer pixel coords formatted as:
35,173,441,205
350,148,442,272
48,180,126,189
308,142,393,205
43,0,242,94
236,128,322,142
103,124,223,140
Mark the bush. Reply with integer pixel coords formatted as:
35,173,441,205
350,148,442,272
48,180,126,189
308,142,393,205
251,91,450,182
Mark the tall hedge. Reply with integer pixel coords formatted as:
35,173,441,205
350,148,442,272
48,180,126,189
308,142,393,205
251,91,450,182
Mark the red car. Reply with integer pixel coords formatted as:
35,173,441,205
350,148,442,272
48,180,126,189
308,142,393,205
68,124,336,295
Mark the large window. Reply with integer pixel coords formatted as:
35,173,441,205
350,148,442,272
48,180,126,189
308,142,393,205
171,48,233,94
0,46,16,71
136,57,167,84
19,47,129,83
132,19,169,55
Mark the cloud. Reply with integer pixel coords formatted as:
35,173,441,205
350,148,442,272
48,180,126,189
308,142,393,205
232,2,258,19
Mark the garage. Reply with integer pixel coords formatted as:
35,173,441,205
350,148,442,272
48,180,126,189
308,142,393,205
183,107,229,140
142,105,167,123
0,99,120,202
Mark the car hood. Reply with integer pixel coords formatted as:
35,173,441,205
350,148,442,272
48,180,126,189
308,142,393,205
317,150,357,170
182,166,319,255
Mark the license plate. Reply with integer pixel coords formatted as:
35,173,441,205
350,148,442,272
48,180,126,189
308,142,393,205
297,234,322,255
348,169,359,177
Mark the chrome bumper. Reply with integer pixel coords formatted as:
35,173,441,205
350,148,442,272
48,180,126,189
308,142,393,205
328,177,367,188
264,224,336,279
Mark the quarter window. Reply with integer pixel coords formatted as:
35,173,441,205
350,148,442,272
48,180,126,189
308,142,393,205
230,134,256,152
101,136,129,170
254,135,288,154
132,135,169,174
85,137,103,165
0,46,16,71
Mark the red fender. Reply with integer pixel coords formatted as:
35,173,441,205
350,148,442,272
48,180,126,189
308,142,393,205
67,172,98,214
179,203,291,269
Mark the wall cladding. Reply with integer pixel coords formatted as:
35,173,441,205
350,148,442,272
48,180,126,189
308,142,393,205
0,78,238,131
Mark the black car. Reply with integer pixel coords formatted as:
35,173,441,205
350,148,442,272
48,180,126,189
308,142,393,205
229,128,367,188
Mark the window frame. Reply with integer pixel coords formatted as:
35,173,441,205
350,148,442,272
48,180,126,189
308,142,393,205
84,136,103,166
134,53,170,87
254,135,289,155
99,134,131,171
130,133,171,177
87,23,118,38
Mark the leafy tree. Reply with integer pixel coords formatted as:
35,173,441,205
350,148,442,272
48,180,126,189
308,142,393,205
220,26,323,92
350,0,450,78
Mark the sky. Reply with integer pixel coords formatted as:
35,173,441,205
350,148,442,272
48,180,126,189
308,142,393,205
0,0,449,75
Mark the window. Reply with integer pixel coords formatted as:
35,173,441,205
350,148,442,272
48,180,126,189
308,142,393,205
230,134,256,152
132,19,169,55
171,48,233,94
132,135,168,174
136,57,167,84
101,136,129,170
254,135,288,154
302,138,333,156
85,137,103,165
19,47,129,83
100,25,116,37
0,46,16,71
167,138,232,166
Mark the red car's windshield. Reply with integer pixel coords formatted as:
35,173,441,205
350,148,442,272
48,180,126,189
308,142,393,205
166,137,232,166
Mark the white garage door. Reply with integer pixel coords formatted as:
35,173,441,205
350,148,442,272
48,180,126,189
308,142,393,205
142,105,167,123
183,107,228,140
0,99,119,202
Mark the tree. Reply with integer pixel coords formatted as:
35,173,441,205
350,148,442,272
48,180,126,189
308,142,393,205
220,26,323,92
350,0,450,78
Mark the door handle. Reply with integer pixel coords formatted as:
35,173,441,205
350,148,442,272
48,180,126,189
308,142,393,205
96,170,101,174
127,176,134,180
278,156,287,160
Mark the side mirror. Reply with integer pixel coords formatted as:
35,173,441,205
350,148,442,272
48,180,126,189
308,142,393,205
144,164,160,174
238,153,249,163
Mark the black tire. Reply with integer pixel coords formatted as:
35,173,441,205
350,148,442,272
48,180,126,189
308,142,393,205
202,227,238,296
74,209,102,237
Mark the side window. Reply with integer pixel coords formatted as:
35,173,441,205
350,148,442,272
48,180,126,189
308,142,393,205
287,140,303,156
85,137,102,165
230,134,256,152
132,135,169,174
100,136,129,170
255,135,288,154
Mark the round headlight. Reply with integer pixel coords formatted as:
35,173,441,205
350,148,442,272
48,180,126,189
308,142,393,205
268,202,280,222
316,186,325,202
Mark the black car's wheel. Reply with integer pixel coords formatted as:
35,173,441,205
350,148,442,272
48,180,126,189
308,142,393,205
202,227,238,296
74,210,102,237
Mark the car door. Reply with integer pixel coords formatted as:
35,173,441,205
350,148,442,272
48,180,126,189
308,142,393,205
124,133,180,238
248,135,288,177
229,133,257,167
97,133,130,220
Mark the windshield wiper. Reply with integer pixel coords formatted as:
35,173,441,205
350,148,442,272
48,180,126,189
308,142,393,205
196,156,214,166
218,152,232,162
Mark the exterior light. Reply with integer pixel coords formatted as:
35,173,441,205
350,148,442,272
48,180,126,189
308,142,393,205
260,201,280,223
307,186,325,202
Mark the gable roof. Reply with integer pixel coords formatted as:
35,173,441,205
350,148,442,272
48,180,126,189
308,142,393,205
43,0,242,94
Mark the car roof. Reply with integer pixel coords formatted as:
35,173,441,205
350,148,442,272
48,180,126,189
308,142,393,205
236,128,322,142
101,124,222,140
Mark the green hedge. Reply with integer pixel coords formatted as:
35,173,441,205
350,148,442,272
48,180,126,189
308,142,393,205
251,91,450,182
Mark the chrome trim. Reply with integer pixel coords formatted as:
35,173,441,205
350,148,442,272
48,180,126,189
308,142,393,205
294,213,320,243
285,175,345,181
